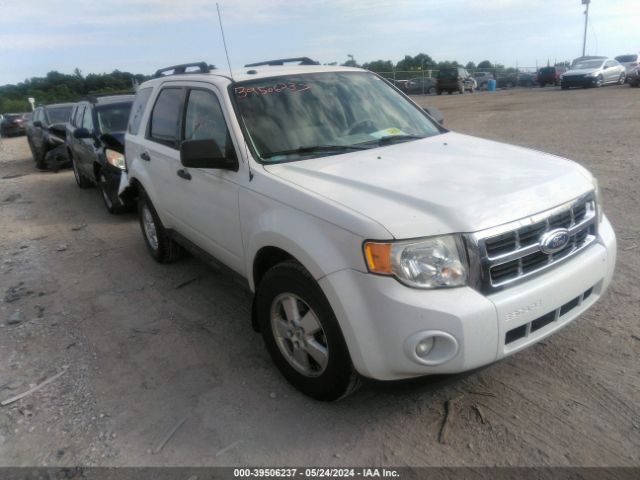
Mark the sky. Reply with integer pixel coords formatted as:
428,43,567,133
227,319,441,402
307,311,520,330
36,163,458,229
0,0,638,85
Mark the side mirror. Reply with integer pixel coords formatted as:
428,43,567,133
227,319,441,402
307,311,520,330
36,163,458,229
423,106,444,126
180,139,238,171
33,121,43,128
73,128,93,139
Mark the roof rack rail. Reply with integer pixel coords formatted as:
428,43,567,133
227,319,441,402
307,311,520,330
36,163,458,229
244,57,320,68
154,62,214,78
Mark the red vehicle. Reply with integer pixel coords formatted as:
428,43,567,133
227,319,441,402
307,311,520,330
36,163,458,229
538,66,567,87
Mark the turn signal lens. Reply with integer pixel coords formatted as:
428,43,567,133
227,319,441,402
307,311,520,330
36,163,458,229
364,242,393,274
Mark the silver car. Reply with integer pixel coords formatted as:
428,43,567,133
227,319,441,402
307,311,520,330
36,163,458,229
615,54,640,80
561,58,626,89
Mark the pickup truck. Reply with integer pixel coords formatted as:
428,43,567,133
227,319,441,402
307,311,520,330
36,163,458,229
120,60,616,400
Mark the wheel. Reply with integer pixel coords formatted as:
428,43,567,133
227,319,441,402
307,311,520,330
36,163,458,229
97,169,127,214
437,89,443,95
427,86,436,95
71,155,92,188
595,75,603,87
506,81,513,88
458,82,464,94
137,190,183,263
618,74,626,85
469,85,475,93
447,90,452,95
255,260,359,401
32,143,47,170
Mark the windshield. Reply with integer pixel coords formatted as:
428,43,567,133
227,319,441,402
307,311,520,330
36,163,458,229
47,106,72,124
232,71,441,163
96,102,133,134
573,60,604,70
615,55,637,63
438,69,457,78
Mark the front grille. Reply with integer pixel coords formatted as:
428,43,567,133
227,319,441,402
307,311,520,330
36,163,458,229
469,192,598,293
505,285,595,345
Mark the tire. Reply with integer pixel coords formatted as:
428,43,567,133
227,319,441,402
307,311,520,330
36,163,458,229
470,85,475,93
427,86,435,95
595,75,603,88
137,190,183,263
458,82,464,94
71,155,92,188
97,169,127,214
32,143,47,170
255,260,359,401
618,74,626,85
437,89,443,95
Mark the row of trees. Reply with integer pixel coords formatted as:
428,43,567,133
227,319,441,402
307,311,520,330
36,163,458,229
0,69,149,113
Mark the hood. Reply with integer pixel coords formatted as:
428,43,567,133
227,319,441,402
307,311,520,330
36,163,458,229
564,68,601,76
100,132,125,153
264,132,594,239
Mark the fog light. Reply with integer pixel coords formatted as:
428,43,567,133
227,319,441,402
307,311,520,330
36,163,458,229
415,337,435,358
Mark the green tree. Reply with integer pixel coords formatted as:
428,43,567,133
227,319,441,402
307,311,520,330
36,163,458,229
362,60,394,72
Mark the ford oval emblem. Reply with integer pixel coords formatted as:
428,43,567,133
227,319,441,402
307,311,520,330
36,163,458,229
540,229,571,254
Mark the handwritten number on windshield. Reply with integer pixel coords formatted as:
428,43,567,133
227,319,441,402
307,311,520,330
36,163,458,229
235,83,311,98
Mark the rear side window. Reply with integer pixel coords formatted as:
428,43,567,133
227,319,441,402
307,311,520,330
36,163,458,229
149,88,183,148
128,87,153,135
82,107,94,130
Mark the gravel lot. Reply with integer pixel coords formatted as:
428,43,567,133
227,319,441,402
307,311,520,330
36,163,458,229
0,85,638,468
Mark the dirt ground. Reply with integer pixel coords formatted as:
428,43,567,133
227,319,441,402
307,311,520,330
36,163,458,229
0,85,638,468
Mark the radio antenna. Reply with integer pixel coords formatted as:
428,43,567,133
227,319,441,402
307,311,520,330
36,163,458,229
216,3,234,80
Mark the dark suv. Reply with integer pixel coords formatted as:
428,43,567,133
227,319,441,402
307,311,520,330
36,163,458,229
538,66,566,87
66,95,135,213
437,67,475,94
27,103,74,170
1,112,30,137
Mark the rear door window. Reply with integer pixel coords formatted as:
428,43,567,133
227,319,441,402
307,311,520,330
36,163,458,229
148,87,184,148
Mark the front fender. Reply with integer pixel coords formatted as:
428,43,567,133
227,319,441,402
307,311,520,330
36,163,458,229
243,202,367,292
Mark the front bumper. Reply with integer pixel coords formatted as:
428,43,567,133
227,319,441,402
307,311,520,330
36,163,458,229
561,75,599,87
319,216,616,380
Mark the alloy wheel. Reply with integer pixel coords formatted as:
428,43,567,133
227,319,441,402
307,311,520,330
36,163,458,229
141,205,159,251
270,293,329,377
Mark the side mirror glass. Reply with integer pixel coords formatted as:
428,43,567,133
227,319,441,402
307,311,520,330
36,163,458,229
73,128,93,139
423,106,444,126
180,138,238,171
48,124,66,138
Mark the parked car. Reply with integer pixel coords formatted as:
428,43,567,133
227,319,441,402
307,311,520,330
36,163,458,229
27,103,74,169
405,77,436,95
472,72,494,90
614,54,639,76
517,72,537,87
628,66,640,88
66,95,135,213
437,67,474,94
561,58,626,89
1,112,30,137
538,66,567,87
121,60,615,400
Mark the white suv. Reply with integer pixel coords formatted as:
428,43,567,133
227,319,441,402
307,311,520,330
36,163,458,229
122,60,616,400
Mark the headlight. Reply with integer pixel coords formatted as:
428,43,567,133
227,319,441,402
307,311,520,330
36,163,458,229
105,149,126,170
364,235,468,288
586,71,598,77
593,178,604,224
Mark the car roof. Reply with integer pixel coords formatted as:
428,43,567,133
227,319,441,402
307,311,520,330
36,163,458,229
83,94,136,106
41,102,76,109
139,65,365,90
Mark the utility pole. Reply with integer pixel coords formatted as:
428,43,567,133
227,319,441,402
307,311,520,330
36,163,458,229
582,0,590,57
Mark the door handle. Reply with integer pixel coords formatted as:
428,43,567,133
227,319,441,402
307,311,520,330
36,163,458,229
140,151,150,161
177,168,191,180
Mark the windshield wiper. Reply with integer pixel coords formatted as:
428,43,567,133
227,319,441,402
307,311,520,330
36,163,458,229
262,144,370,159
360,134,426,147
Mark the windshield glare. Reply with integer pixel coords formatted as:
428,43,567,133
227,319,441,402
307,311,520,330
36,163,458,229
232,72,441,162
97,102,132,134
574,61,604,70
47,106,72,124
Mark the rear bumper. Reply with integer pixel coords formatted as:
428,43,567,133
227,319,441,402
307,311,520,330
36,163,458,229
320,216,616,381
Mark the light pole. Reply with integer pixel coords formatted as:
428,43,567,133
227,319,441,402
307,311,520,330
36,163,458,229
582,0,590,57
